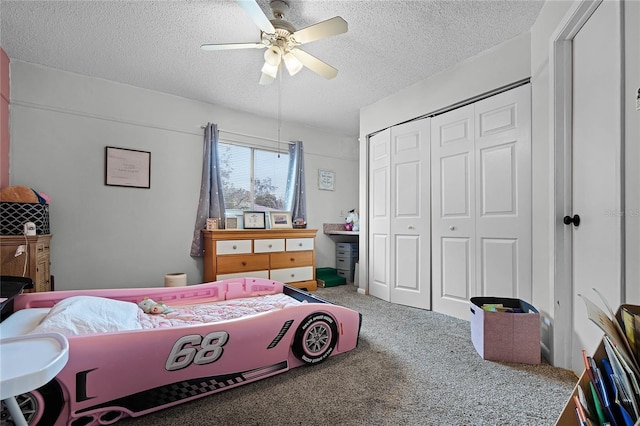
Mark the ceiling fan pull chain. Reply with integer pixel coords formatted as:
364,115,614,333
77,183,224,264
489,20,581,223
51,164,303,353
278,68,282,158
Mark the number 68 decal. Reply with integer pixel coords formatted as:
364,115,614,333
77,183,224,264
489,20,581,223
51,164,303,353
165,331,229,371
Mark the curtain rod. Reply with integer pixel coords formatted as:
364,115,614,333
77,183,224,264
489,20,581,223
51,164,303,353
200,126,294,145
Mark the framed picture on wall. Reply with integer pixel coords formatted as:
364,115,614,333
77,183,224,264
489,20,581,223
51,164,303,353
269,211,292,229
243,211,266,229
318,169,335,191
105,146,151,188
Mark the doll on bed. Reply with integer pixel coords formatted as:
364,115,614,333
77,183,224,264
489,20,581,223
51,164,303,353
138,297,174,314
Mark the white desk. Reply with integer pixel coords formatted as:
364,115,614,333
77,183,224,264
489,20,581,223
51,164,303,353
0,333,69,426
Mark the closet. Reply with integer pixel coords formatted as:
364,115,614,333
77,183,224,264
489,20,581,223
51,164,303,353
431,84,531,320
366,84,531,318
368,118,431,310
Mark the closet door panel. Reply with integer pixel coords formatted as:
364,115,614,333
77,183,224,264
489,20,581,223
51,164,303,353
479,143,516,216
368,129,391,302
389,119,431,309
441,237,471,300
480,237,517,296
475,84,531,301
431,104,476,319
441,153,471,217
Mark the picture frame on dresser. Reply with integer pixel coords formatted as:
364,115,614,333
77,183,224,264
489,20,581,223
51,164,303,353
243,211,266,229
269,211,292,229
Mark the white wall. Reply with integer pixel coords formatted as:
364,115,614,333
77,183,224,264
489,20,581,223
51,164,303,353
9,61,358,290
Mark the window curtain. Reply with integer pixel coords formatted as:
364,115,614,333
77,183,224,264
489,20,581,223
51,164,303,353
284,140,306,221
190,123,225,257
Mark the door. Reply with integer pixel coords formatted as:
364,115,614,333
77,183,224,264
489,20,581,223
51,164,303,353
389,119,431,309
431,104,476,318
368,128,391,302
368,119,431,309
474,85,532,302
431,85,532,320
569,0,623,374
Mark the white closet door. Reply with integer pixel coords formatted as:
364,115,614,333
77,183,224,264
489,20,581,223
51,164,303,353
389,119,431,309
431,104,476,319
431,85,531,320
474,84,531,302
368,128,391,302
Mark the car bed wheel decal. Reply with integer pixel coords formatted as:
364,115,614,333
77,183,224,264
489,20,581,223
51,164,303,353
292,313,338,365
304,323,331,355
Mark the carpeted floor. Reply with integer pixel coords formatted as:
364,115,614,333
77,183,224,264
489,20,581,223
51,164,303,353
122,284,577,425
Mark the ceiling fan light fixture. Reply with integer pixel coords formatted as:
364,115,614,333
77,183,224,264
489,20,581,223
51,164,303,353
264,45,283,66
283,52,303,76
261,61,279,79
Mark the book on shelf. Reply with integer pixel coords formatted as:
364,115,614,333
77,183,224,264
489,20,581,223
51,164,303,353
569,290,640,426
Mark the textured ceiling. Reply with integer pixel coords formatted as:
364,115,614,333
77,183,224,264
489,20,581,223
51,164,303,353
0,0,544,137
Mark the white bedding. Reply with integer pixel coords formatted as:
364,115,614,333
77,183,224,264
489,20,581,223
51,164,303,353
28,296,142,336
27,293,303,336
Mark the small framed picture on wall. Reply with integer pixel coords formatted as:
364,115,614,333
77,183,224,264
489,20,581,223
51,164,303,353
105,146,151,189
318,169,335,191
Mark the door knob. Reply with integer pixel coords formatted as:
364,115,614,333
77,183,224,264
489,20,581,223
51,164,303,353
563,214,580,227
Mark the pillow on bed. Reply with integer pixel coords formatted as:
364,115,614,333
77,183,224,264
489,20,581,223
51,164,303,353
29,295,143,336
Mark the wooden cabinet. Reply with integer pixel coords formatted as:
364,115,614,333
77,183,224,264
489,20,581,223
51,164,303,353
0,234,52,292
203,229,317,291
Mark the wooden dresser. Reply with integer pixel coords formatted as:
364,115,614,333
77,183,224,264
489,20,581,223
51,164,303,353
203,229,317,291
0,234,52,292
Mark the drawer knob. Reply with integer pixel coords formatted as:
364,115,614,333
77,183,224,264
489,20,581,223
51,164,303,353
268,244,273,248
232,245,237,250
298,243,302,247
241,261,247,266
290,257,295,262
290,274,295,278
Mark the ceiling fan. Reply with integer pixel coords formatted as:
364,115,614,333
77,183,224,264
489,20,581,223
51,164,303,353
201,0,348,85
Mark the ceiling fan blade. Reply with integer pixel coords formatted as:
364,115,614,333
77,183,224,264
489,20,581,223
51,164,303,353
292,17,348,45
200,42,265,51
289,48,338,80
236,0,275,34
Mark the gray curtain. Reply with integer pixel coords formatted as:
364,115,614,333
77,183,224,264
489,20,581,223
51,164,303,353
190,123,225,257
284,141,306,221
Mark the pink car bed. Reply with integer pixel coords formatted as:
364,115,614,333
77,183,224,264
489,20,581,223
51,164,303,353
0,277,361,426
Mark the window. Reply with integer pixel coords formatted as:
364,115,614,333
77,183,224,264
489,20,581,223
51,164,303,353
218,142,289,216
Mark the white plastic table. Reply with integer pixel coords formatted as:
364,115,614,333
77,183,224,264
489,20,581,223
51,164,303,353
0,333,69,426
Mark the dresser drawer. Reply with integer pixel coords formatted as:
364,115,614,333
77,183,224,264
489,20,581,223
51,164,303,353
217,254,270,274
285,238,314,252
270,266,314,283
217,270,269,280
254,238,285,253
270,251,313,269
216,240,252,255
